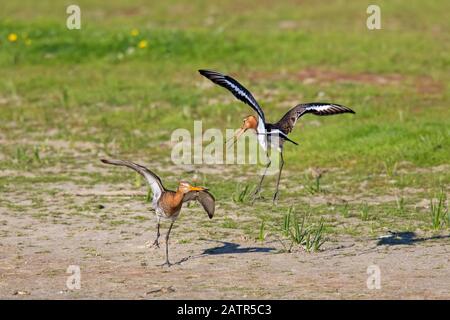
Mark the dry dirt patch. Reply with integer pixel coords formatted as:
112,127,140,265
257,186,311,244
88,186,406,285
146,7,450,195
1,177,449,299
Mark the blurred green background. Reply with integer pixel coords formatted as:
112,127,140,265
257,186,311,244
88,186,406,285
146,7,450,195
1,0,448,168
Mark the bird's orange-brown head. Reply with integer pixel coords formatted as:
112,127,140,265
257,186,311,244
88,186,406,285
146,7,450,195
226,115,258,149
241,115,258,131
177,181,207,194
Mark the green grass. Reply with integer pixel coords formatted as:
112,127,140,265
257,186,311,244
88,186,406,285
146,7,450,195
360,202,371,221
279,207,326,252
232,183,253,203
258,220,266,243
430,189,449,230
0,0,449,240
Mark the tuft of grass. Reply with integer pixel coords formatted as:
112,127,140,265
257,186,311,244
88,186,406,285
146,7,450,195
258,220,266,243
303,219,326,253
360,202,370,221
395,196,406,215
282,206,295,237
430,188,448,230
13,145,42,166
383,159,398,177
304,170,323,195
279,207,326,253
33,145,41,163
289,214,306,245
15,147,28,164
339,202,350,218
232,184,251,203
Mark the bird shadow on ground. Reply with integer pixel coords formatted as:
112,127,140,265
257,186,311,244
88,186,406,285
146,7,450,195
170,240,276,265
201,240,276,255
377,231,450,246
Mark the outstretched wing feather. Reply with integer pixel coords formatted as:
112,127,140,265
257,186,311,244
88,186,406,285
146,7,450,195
199,69,265,122
100,159,165,202
183,190,215,219
277,103,355,134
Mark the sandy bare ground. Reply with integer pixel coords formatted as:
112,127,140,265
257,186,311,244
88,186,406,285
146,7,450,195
1,195,449,299
0,139,448,299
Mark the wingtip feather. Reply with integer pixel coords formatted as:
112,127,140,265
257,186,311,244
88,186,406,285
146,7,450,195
198,69,215,76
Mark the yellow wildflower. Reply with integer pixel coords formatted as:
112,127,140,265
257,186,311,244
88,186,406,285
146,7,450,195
8,33,18,42
130,29,139,37
138,40,148,49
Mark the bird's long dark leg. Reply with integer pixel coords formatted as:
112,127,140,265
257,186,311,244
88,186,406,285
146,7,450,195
151,217,161,248
252,150,271,202
163,221,175,267
272,151,284,204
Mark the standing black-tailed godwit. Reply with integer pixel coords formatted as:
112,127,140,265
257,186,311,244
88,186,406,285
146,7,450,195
198,69,355,203
101,159,215,266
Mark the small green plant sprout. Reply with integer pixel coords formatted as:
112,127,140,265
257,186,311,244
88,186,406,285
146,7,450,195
305,167,325,195
33,145,41,163
303,219,326,253
340,202,350,218
430,188,448,230
14,147,29,164
232,184,251,203
383,158,398,177
289,213,306,245
258,220,266,242
360,202,370,221
282,206,295,237
395,195,406,215
60,86,70,108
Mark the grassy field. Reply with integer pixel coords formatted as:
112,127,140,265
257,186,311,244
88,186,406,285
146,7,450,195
0,0,449,298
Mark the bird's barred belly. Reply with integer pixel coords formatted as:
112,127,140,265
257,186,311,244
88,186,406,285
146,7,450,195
155,206,180,221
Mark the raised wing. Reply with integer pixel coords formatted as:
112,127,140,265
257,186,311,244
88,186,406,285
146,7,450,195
183,190,215,219
100,159,165,203
276,103,355,134
198,69,265,122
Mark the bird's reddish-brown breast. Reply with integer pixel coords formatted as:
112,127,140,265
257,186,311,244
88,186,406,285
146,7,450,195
158,191,184,218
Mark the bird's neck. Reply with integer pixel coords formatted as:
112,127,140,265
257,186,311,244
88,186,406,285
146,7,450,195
173,190,185,206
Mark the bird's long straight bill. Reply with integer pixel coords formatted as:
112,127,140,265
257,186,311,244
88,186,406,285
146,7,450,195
190,186,206,191
225,128,245,150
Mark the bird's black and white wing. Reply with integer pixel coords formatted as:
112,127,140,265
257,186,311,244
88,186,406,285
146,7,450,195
100,159,165,203
276,103,355,134
198,69,265,122
183,190,215,219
